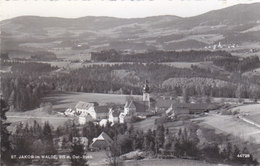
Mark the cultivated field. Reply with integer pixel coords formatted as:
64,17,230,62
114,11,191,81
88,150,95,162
42,91,142,112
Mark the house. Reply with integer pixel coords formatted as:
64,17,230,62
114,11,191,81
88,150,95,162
165,104,176,119
66,101,110,124
90,132,113,150
74,101,96,119
108,108,120,125
124,100,148,115
119,112,132,124
95,106,109,120
164,103,209,116
175,103,208,114
99,119,109,127
72,137,89,150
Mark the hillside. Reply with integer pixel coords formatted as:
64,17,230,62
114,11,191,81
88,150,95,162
1,3,260,59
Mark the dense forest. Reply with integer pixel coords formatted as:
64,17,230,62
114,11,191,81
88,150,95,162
213,55,260,72
2,60,260,111
91,49,232,63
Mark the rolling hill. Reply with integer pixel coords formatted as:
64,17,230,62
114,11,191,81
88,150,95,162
1,3,260,59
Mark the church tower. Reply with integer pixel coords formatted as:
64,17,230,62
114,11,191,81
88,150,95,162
143,80,150,110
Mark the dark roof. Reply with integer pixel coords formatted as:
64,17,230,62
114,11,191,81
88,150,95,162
74,101,95,110
133,101,148,112
95,106,109,113
110,105,124,111
173,103,208,110
156,99,175,108
91,140,108,149
91,132,113,149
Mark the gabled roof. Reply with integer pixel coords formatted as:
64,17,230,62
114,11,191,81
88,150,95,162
125,100,148,112
125,101,136,109
92,132,113,145
132,101,147,112
74,101,95,110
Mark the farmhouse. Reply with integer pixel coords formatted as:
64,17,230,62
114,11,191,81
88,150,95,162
165,103,209,116
73,101,96,118
90,132,113,150
65,101,111,125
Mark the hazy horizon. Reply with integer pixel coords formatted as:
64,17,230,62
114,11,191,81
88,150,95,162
1,0,260,21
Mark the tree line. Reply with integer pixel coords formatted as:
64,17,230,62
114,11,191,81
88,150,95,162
213,55,260,72
2,61,260,112
91,49,232,63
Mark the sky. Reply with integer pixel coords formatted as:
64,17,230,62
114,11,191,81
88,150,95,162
1,0,260,21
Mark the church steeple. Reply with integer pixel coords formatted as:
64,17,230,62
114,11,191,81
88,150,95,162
143,80,150,93
143,80,150,104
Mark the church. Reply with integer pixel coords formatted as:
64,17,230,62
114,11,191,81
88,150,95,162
123,80,154,116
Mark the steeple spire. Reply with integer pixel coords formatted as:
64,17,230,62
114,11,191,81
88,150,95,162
143,80,150,93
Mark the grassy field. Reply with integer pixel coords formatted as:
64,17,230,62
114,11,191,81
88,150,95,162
123,158,220,166
246,114,260,124
196,113,260,144
133,116,160,132
6,108,73,130
6,91,142,130
159,62,201,68
230,104,260,116
42,91,142,112
87,151,220,166
194,110,260,161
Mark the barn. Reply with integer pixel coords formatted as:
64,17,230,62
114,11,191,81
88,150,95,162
90,132,113,150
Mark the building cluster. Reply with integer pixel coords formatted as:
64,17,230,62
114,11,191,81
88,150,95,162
61,81,210,151
64,81,209,126
204,42,239,50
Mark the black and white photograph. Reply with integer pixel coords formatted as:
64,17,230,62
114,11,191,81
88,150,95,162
1,0,260,165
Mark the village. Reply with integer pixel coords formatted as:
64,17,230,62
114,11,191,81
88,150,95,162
60,80,210,152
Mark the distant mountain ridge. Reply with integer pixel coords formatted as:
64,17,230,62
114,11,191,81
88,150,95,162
1,3,260,56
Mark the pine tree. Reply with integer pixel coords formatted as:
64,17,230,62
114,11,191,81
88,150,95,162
42,122,56,154
70,139,88,166
0,99,14,165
